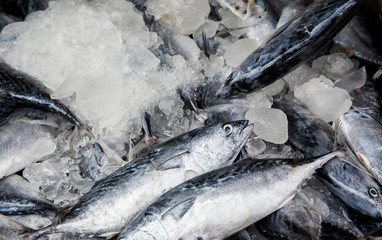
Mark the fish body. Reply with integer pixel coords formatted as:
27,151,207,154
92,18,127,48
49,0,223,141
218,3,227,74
273,98,334,157
336,108,382,186
0,59,84,127
318,156,382,219
0,109,59,178
216,0,360,98
118,152,340,240
28,121,252,237
0,174,57,215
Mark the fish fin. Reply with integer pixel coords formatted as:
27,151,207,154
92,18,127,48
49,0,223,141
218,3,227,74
51,205,75,226
161,198,195,221
153,151,190,170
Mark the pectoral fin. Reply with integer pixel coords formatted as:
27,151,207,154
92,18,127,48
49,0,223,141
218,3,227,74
162,198,195,221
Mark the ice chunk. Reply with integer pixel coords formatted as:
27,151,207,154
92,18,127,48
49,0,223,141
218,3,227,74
246,137,266,157
204,56,225,77
245,108,288,144
312,53,354,80
283,64,320,91
294,76,352,122
224,38,260,67
0,0,202,144
146,0,210,35
246,91,273,109
261,79,286,96
334,67,367,93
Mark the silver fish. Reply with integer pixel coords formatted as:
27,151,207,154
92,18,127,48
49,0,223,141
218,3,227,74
118,151,341,240
318,156,382,219
27,121,253,238
0,109,60,178
0,214,32,240
0,58,85,127
216,0,360,98
336,108,382,186
0,174,57,215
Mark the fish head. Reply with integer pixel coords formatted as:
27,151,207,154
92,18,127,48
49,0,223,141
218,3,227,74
190,120,253,172
118,211,169,240
319,157,382,219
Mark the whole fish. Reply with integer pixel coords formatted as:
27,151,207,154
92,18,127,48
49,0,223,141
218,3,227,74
118,151,341,240
335,108,382,186
318,156,382,219
0,59,85,127
27,121,253,237
0,108,60,178
0,174,57,215
272,98,335,158
216,0,360,98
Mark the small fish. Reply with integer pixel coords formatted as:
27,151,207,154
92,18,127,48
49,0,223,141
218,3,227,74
335,108,382,186
0,59,85,127
273,98,335,157
318,156,382,219
216,0,360,98
118,151,341,240
0,174,57,215
26,121,253,237
0,108,60,178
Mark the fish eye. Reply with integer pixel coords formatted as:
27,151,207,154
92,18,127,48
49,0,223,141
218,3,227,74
223,124,233,136
369,187,379,198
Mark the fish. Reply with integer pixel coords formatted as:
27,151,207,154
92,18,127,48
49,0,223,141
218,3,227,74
0,174,57,215
334,15,382,66
26,121,253,238
335,108,382,186
263,176,365,239
117,151,341,240
318,156,382,219
0,108,61,178
0,214,32,240
0,58,85,128
216,0,360,98
272,98,335,158
350,81,382,120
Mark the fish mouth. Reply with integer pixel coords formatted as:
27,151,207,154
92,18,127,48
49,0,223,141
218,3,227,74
239,120,254,139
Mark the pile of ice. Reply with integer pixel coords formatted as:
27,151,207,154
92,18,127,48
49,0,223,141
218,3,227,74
0,0,202,144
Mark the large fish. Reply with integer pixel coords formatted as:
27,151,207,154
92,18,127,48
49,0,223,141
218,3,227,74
318,156,382,219
0,59,84,127
118,151,341,240
335,108,382,187
0,108,60,179
27,121,253,237
216,0,360,98
0,174,57,215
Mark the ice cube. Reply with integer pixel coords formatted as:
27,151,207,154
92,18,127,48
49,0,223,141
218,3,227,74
283,64,320,91
312,53,354,80
294,76,352,122
146,0,210,35
246,137,266,157
245,108,288,144
246,91,273,109
261,79,286,96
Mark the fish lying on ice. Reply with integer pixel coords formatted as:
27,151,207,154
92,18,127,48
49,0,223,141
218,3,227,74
216,0,361,98
118,151,342,240
26,121,253,238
